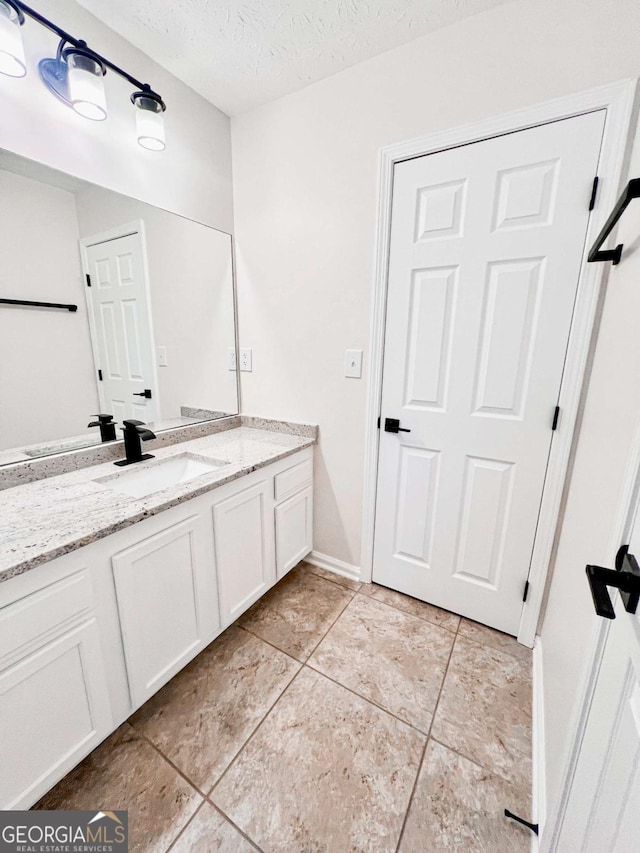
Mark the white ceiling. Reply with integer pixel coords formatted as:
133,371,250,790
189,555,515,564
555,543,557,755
76,0,513,116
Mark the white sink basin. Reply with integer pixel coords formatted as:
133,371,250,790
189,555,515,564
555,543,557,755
95,453,228,499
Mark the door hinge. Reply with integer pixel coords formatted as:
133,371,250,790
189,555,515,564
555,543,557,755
589,176,599,211
86,273,92,287
97,369,103,381
377,416,381,429
552,406,560,431
523,580,530,603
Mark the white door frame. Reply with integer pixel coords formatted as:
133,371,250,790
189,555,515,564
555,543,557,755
360,79,637,647
80,220,161,422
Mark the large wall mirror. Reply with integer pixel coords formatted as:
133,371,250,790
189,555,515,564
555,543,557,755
0,150,239,466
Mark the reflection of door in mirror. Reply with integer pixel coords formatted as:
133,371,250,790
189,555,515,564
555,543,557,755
0,148,239,467
82,225,158,425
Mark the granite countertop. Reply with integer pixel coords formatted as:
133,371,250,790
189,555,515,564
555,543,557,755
0,426,315,584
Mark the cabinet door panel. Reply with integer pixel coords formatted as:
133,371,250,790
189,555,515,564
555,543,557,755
213,480,275,626
275,486,313,579
112,515,217,707
0,619,111,809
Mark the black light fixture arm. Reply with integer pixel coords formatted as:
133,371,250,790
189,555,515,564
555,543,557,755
9,0,165,106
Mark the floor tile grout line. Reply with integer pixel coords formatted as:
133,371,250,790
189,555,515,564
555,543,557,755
131,726,209,800
206,799,265,852
237,622,308,664
304,562,362,593
207,664,304,798
205,662,302,797
393,737,429,853
456,627,533,665
425,633,533,791
304,588,358,659
426,630,459,741
164,799,207,853
428,733,532,786
394,621,459,852
352,587,460,635
303,660,432,736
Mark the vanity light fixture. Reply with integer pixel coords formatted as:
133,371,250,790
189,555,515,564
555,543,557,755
3,1,166,147
131,90,166,151
40,44,107,121
0,0,26,78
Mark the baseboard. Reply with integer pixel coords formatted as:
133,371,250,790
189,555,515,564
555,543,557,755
531,635,547,851
304,550,361,582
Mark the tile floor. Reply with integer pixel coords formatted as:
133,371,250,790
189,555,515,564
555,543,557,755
36,562,533,852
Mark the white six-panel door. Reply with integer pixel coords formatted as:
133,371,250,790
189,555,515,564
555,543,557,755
557,506,640,851
373,111,606,635
83,229,158,426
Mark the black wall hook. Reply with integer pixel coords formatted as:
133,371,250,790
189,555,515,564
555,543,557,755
588,178,640,265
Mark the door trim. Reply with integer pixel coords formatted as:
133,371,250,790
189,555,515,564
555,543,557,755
361,79,637,647
80,220,161,421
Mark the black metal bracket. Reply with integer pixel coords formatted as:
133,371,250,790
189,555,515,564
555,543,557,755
588,178,640,266
504,810,539,836
0,298,77,312
586,549,640,619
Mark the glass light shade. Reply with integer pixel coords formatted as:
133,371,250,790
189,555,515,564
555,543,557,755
66,50,107,121
0,1,26,78
135,95,165,151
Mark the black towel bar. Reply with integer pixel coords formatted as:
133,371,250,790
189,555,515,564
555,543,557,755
588,178,640,265
0,298,78,312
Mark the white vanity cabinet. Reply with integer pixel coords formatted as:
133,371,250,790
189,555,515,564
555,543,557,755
112,514,220,708
213,479,276,626
0,445,313,809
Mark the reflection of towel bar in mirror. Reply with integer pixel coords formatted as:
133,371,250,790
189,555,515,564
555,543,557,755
588,177,640,265
0,298,78,312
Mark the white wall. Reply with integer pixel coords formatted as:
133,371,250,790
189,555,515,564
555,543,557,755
0,170,99,449
0,0,232,232
230,0,640,824
232,0,640,568
75,186,238,420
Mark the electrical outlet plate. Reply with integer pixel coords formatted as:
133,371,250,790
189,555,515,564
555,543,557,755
240,348,253,372
227,348,237,371
156,346,168,367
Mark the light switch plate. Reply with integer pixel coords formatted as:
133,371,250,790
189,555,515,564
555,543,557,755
240,348,253,372
156,346,168,367
344,349,363,379
227,348,237,371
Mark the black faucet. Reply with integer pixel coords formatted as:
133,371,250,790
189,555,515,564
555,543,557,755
114,420,156,467
88,414,117,443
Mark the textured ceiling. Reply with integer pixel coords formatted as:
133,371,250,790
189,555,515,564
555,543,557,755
76,0,513,115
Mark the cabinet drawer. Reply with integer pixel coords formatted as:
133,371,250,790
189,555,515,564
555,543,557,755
0,570,93,668
274,457,313,502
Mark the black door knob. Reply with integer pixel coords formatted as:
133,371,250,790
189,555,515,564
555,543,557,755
133,389,152,399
